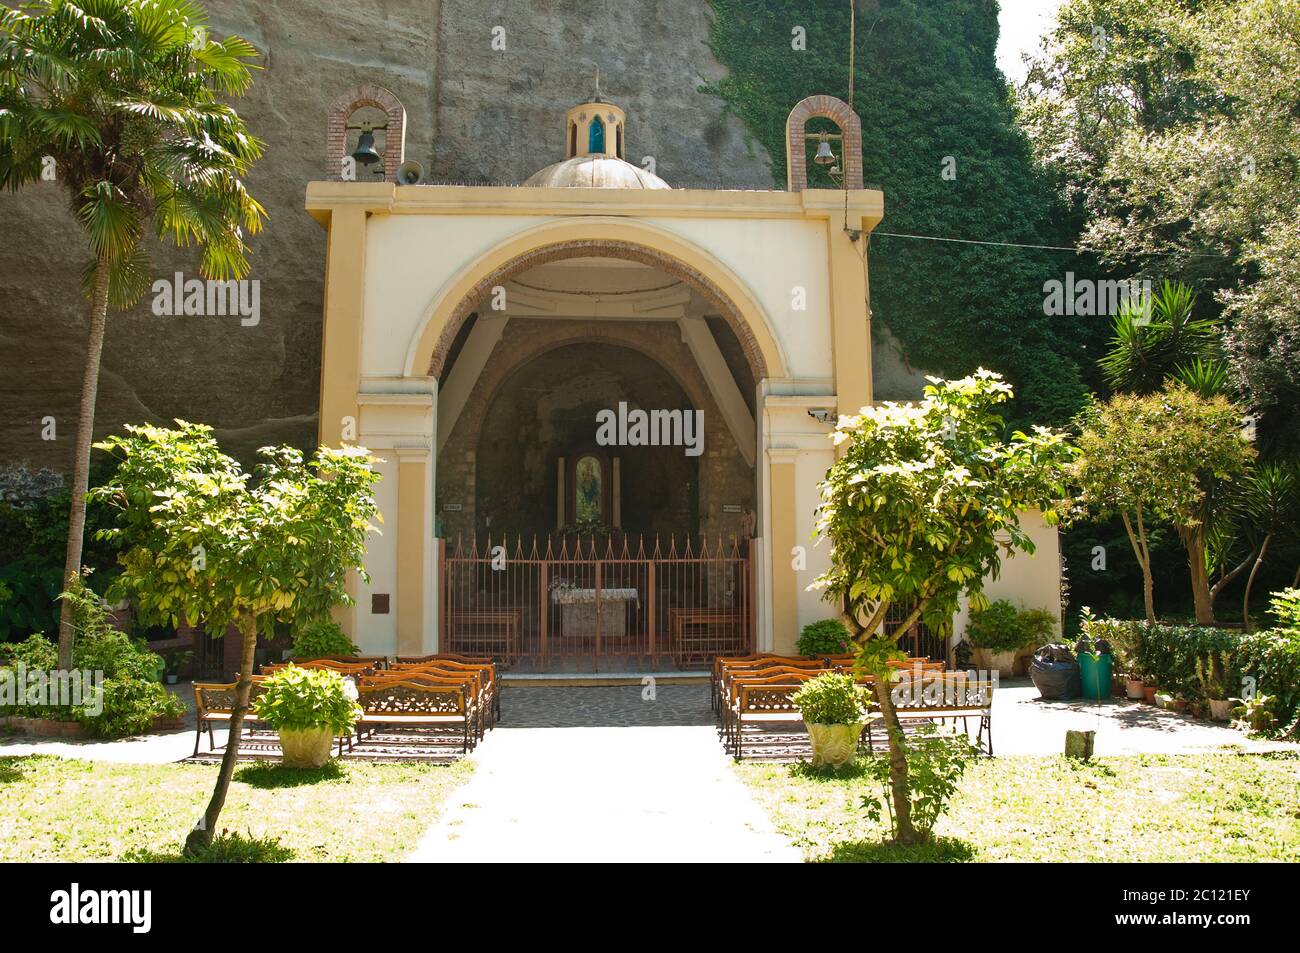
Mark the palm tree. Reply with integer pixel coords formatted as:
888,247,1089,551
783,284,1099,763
0,0,265,668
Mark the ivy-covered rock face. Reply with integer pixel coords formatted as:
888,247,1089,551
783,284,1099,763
703,0,1099,429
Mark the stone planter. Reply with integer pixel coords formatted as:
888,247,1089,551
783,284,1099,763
971,647,1018,679
1209,698,1235,722
277,727,335,768
805,722,864,768
1126,678,1145,700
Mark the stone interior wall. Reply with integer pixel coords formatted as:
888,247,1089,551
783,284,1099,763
0,0,774,479
437,319,755,544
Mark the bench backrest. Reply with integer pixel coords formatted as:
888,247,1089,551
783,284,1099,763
386,662,490,693
890,671,993,711
194,677,266,716
358,679,467,716
735,671,822,713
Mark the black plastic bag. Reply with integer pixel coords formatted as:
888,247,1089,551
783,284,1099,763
1029,643,1080,700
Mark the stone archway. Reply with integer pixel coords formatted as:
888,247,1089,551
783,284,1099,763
404,219,788,383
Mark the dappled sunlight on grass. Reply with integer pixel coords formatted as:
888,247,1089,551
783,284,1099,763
0,755,474,862
737,750,1300,862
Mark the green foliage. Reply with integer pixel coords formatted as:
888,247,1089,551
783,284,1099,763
255,666,361,735
0,0,267,299
1020,0,1300,447
0,577,185,737
702,0,1091,428
1269,589,1300,634
815,370,1075,649
291,619,358,660
91,420,382,636
860,725,979,840
796,619,853,656
966,599,1057,652
791,671,872,726
1099,617,1300,731
1098,282,1220,395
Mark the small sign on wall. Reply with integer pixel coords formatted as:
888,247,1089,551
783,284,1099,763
443,503,463,512
722,504,743,514
371,594,390,614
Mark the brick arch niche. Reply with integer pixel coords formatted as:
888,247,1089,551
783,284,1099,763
784,94,863,192
427,239,771,382
326,85,406,182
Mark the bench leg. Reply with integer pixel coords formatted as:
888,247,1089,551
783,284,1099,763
192,719,203,758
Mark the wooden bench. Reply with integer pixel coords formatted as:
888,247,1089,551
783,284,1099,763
192,678,268,756
714,656,826,715
868,671,995,755
390,658,499,726
445,609,521,662
355,679,475,754
727,670,829,760
669,609,748,666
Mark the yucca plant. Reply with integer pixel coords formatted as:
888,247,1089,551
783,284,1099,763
0,0,266,668
1099,281,1221,395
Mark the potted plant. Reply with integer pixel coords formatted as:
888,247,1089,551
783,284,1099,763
791,671,873,768
1197,651,1235,721
163,650,193,685
966,600,1053,678
1073,618,1114,700
1125,674,1145,700
256,665,362,768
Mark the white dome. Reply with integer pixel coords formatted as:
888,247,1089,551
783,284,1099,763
523,155,670,189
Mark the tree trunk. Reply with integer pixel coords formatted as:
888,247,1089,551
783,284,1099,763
872,674,917,845
1121,510,1156,623
1242,535,1271,632
57,255,112,670
1182,526,1215,624
184,614,259,855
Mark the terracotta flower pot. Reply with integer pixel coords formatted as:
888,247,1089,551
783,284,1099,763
805,722,864,768
1209,698,1235,722
1126,678,1145,700
1142,685,1159,704
277,727,336,768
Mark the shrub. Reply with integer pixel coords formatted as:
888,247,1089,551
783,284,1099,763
1097,617,1300,733
791,671,872,725
861,725,979,840
290,619,358,660
966,600,1056,652
796,618,853,656
256,666,362,734
1269,588,1300,635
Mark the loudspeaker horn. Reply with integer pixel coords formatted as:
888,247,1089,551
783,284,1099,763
395,159,424,185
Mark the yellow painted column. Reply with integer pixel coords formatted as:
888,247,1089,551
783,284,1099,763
396,448,429,657
767,449,799,654
318,206,368,448
827,223,873,419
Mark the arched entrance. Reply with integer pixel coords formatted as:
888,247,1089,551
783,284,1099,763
430,241,765,671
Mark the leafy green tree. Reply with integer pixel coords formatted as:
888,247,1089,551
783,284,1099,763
91,421,380,855
0,0,265,669
1075,385,1256,624
814,371,1074,844
1020,0,1300,444
1235,463,1299,629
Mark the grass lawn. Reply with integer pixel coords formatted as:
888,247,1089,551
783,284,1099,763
736,750,1300,862
0,755,473,862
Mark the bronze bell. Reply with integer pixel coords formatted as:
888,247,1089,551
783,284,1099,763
351,127,382,166
813,134,836,166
